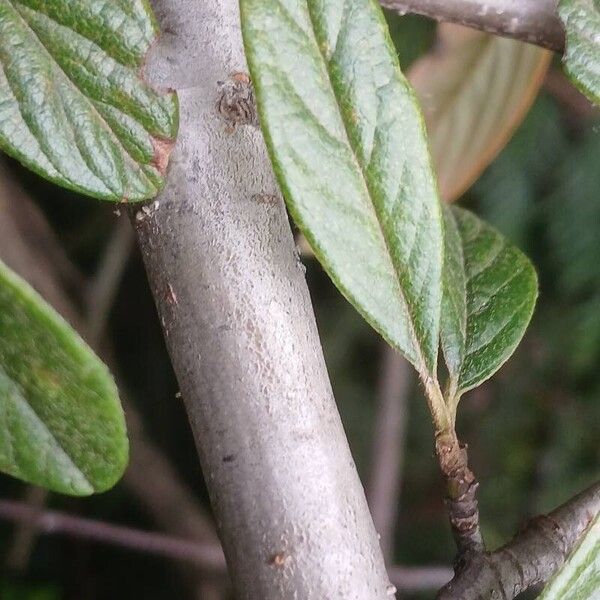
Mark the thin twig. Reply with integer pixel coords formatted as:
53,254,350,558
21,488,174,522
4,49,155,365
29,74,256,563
368,345,411,562
0,499,452,594
3,487,48,572
0,499,226,573
544,69,600,122
438,480,600,599
85,216,135,345
380,0,564,51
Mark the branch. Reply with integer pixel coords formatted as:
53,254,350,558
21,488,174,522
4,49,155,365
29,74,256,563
380,0,565,52
0,161,83,326
544,69,600,122
367,346,411,562
0,499,449,594
133,1,391,597
438,480,600,599
0,499,226,573
4,486,47,571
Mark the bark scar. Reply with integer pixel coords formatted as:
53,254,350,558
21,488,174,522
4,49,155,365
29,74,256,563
217,72,258,128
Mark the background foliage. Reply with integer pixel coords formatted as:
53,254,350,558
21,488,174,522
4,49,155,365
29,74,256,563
0,10,598,600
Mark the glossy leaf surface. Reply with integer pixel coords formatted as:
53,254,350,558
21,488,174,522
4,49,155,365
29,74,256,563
0,260,128,495
560,0,600,106
540,512,599,600
0,0,178,202
441,206,538,402
408,24,551,202
241,0,444,378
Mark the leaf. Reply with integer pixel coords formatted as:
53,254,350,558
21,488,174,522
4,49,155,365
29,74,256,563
408,24,552,202
0,260,128,495
539,511,600,600
0,0,178,202
441,206,538,403
560,0,600,106
241,0,444,383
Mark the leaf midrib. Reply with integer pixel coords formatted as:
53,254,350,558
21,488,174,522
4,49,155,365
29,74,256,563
303,1,435,378
0,364,92,492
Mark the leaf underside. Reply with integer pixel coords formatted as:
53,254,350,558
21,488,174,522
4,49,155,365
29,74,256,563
241,0,443,379
0,0,178,202
408,24,551,202
559,0,600,106
539,511,599,600
441,206,538,402
0,260,128,495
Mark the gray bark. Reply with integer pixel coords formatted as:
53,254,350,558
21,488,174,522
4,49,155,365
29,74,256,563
437,481,600,599
134,1,392,598
381,0,565,51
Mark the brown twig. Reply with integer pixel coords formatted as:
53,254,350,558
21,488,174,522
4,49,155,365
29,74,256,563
0,499,226,573
0,498,453,594
436,431,484,558
3,487,48,572
544,68,600,122
85,216,135,345
367,346,411,562
437,480,600,599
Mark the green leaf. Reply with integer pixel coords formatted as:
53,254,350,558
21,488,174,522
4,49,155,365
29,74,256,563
241,0,444,383
559,0,600,106
441,206,538,403
408,24,551,202
0,260,128,495
540,511,600,600
0,0,178,202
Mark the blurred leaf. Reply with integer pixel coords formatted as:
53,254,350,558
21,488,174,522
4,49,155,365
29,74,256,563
0,259,128,495
547,130,600,296
475,94,567,246
539,511,600,600
566,295,600,374
441,206,538,403
408,24,551,202
241,0,444,380
544,128,600,374
0,0,178,202
559,0,600,106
